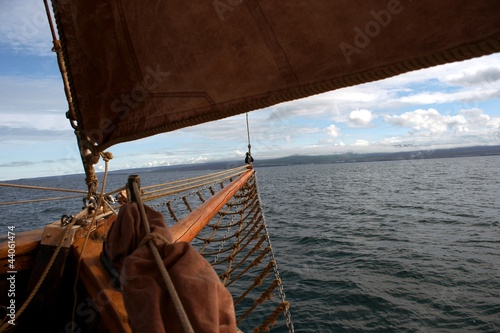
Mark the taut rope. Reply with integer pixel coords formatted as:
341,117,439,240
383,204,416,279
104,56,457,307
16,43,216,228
246,113,252,155
0,183,87,206
0,183,86,194
0,195,84,206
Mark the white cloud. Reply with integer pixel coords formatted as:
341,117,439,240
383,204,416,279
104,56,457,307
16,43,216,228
349,109,374,127
458,108,491,125
443,66,500,87
383,137,402,144
384,108,467,134
266,54,500,130
188,156,209,164
354,140,370,146
383,107,500,147
399,88,500,105
325,124,341,137
1,113,68,132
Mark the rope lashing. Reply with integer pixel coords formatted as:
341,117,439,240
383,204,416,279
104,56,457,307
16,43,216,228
71,152,113,332
0,151,116,332
44,0,77,127
138,232,172,248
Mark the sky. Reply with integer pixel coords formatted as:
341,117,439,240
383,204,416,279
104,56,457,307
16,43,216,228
1,2,500,181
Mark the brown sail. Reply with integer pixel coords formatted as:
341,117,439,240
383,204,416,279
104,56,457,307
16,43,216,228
52,0,500,151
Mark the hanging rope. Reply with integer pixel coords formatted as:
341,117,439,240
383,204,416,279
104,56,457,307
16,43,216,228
44,0,102,199
245,113,254,164
71,151,114,333
44,0,77,126
0,214,81,332
246,113,251,153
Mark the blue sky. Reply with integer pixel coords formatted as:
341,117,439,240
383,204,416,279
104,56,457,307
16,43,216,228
1,2,500,181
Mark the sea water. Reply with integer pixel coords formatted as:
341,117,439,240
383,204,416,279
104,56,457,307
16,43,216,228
1,155,499,332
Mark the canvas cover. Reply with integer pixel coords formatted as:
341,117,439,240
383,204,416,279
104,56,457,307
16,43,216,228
103,203,237,332
52,0,500,150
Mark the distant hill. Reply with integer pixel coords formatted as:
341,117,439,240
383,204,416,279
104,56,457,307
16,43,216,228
112,145,500,175
252,145,500,167
12,145,499,182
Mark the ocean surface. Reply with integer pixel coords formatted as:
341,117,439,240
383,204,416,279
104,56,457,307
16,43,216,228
1,155,499,332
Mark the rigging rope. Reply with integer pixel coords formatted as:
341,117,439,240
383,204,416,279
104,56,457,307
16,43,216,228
142,169,246,201
245,113,254,164
246,113,252,154
71,151,114,333
0,183,86,194
0,152,114,332
0,214,81,332
143,165,248,191
0,195,84,206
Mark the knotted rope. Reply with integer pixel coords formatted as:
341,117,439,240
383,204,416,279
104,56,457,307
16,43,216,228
71,152,113,333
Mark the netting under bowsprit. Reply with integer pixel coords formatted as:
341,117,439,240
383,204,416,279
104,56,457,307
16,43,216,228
142,166,294,333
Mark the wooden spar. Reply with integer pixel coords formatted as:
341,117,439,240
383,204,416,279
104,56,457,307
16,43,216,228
0,166,251,274
170,169,253,243
70,170,252,332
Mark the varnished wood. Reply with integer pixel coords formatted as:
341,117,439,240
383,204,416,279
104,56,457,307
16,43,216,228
171,170,253,243
70,214,132,333
0,171,252,332
0,228,43,274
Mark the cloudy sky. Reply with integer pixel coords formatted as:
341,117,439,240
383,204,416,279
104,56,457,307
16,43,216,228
1,2,500,181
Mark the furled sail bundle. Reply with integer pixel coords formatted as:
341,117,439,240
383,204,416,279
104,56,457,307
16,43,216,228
51,0,500,153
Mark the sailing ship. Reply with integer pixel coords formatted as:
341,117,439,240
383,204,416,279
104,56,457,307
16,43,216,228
0,0,499,332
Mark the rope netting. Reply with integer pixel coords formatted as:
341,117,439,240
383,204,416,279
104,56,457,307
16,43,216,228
143,167,294,333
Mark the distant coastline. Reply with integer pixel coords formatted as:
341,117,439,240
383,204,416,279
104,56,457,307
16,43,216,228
253,145,500,168
6,145,500,182
131,145,500,173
